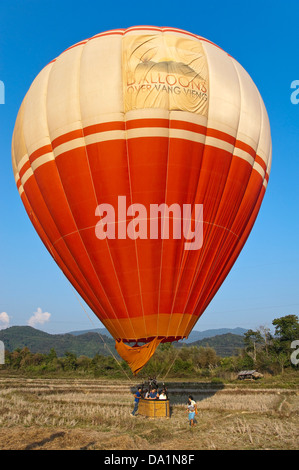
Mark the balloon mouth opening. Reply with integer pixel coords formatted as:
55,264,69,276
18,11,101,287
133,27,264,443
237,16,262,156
115,336,185,375
117,335,186,345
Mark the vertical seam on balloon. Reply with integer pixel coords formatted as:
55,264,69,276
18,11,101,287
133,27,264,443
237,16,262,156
21,176,107,323
19,181,102,319
157,30,171,339
178,52,244,336
168,127,207,336
182,54,244,332
197,189,266,322
18,86,106,322
257,92,272,177
186,61,245,334
77,38,132,340
42,47,122,328
190,57,266,323
170,39,211,339
122,35,146,342
198,80,268,315
172,46,244,338
266,138,272,177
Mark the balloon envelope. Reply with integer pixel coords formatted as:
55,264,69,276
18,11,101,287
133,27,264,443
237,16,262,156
12,27,271,374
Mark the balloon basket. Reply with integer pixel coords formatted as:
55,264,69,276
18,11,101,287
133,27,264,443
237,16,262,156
138,398,170,418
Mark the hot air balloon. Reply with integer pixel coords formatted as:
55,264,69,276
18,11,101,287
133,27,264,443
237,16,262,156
11,26,271,375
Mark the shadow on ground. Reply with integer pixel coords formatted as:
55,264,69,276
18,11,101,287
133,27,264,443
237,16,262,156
130,380,225,417
24,432,65,450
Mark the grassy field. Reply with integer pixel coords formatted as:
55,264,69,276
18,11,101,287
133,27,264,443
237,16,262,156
0,376,298,450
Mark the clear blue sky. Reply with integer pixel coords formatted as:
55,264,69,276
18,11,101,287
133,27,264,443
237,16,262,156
0,0,298,334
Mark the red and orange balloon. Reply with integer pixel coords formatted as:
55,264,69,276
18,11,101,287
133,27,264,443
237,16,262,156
12,27,271,374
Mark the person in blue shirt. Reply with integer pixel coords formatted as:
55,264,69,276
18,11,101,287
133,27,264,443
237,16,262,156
148,387,159,400
131,387,142,416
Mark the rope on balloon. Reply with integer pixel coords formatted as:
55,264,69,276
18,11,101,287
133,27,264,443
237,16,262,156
72,289,182,383
71,289,134,383
157,343,182,382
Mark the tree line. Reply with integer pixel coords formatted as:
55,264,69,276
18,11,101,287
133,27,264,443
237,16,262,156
1,315,298,378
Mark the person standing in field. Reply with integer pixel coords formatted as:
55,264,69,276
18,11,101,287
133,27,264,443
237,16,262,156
187,395,197,427
131,386,142,416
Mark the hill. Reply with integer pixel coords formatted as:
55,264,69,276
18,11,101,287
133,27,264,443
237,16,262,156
0,326,116,358
68,328,112,338
0,326,246,358
184,327,247,343
184,333,245,356
68,326,247,343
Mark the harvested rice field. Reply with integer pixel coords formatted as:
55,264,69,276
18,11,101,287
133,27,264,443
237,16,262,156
0,377,298,450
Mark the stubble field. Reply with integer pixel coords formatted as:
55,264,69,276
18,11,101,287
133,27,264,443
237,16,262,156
0,376,298,450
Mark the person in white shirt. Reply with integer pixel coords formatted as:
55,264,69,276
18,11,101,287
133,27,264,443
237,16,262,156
187,395,197,427
159,389,167,400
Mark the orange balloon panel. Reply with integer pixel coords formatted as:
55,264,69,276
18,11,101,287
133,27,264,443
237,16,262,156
12,27,271,374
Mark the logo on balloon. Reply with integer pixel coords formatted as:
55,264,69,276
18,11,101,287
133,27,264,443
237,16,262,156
123,34,209,115
95,196,203,251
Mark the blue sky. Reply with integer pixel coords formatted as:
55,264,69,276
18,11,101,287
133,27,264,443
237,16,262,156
0,0,298,334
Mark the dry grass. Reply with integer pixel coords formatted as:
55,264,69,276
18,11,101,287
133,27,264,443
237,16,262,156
0,376,298,450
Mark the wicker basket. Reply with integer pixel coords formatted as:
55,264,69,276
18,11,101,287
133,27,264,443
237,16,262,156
138,398,170,418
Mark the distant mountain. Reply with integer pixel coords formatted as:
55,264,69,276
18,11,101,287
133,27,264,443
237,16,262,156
183,333,245,357
182,327,247,344
0,326,116,358
68,327,247,343
0,326,246,359
68,328,113,338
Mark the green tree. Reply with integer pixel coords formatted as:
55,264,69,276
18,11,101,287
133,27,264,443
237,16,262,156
244,329,264,363
47,348,57,362
272,315,299,344
271,315,299,372
63,351,77,370
258,326,272,355
196,346,218,369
